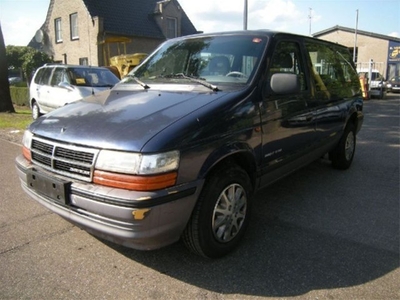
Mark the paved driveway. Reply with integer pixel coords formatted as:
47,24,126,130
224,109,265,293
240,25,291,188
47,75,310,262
0,96,398,299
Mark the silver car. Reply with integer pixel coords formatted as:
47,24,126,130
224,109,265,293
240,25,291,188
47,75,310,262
29,64,120,119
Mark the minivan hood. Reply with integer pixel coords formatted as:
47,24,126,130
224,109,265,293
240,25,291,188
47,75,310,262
29,88,228,151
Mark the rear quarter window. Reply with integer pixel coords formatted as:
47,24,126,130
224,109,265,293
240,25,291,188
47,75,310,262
36,67,53,85
33,68,46,84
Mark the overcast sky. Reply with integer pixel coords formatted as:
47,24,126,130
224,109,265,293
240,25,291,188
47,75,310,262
0,0,399,46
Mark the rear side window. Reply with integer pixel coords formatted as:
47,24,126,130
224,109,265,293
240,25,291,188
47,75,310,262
34,67,53,85
33,68,45,84
305,42,361,100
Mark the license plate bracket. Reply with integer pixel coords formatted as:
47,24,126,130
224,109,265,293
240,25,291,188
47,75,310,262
27,170,71,205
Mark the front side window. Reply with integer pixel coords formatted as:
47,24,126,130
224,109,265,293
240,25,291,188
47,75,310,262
268,40,307,91
55,18,62,43
70,13,79,40
127,35,267,89
51,68,69,86
264,41,308,118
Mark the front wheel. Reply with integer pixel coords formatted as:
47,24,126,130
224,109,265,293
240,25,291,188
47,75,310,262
183,164,253,258
329,123,356,170
32,102,42,120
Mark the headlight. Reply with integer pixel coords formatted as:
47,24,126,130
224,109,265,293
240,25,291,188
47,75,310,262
22,130,33,149
22,130,33,161
140,152,180,174
96,150,180,175
94,150,180,191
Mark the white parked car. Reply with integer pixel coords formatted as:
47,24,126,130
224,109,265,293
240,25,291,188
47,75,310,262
29,64,120,119
357,68,388,99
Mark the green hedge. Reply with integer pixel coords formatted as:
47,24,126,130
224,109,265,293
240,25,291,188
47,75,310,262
10,86,29,106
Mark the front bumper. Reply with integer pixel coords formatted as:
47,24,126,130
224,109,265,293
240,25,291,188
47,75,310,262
15,154,203,250
391,86,400,92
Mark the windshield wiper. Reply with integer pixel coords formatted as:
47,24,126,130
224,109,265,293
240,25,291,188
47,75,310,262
170,73,219,91
125,75,150,89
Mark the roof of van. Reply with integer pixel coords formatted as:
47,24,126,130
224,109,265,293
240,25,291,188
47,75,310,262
173,30,351,49
42,64,109,69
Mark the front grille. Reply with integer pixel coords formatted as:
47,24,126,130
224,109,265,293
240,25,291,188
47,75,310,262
30,137,99,182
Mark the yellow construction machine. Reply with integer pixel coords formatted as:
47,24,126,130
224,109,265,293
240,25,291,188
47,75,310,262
101,37,147,79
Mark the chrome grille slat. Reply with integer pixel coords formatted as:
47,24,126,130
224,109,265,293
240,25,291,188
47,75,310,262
55,147,94,164
32,139,53,154
31,152,51,166
30,137,99,182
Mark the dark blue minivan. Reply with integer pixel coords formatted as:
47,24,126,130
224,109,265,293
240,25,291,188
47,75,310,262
16,30,363,258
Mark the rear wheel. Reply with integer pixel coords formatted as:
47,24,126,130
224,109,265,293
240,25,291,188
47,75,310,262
330,123,356,170
32,102,42,120
183,164,253,258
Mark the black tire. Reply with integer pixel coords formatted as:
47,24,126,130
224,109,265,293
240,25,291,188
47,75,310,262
329,122,356,170
183,164,253,258
32,102,42,120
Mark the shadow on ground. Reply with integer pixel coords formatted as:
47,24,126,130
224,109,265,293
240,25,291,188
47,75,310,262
100,159,398,297
101,206,397,297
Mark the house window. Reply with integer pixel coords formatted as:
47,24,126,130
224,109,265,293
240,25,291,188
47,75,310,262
70,13,79,40
166,17,177,39
79,57,88,65
55,18,62,43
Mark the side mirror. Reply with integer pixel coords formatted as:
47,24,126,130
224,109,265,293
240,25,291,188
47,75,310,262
58,82,74,91
270,73,300,94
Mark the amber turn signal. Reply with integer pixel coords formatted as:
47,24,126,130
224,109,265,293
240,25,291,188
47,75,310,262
93,170,177,191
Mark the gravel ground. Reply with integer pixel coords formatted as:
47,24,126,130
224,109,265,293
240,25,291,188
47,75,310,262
0,129,24,145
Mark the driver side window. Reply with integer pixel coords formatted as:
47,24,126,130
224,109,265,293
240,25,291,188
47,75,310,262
268,41,307,91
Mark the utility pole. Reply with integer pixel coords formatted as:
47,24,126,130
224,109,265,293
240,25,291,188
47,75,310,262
308,8,312,36
353,9,359,63
244,0,248,30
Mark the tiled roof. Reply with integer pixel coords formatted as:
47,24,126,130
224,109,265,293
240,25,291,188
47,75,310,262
82,0,197,39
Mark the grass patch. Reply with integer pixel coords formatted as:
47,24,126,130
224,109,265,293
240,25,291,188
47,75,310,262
0,106,33,130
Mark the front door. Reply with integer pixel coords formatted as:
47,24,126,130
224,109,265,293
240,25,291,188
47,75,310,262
46,67,74,111
259,39,315,187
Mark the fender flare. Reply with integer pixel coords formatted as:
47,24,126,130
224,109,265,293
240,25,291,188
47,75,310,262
197,141,258,185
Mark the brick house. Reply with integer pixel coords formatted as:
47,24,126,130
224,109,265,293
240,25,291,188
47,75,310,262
313,25,400,80
29,0,198,67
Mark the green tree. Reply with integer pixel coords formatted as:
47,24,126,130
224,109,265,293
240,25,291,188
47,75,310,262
22,48,52,83
6,45,52,84
6,45,25,77
0,23,15,113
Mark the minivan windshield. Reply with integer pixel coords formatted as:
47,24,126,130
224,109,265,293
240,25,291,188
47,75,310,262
123,35,268,88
